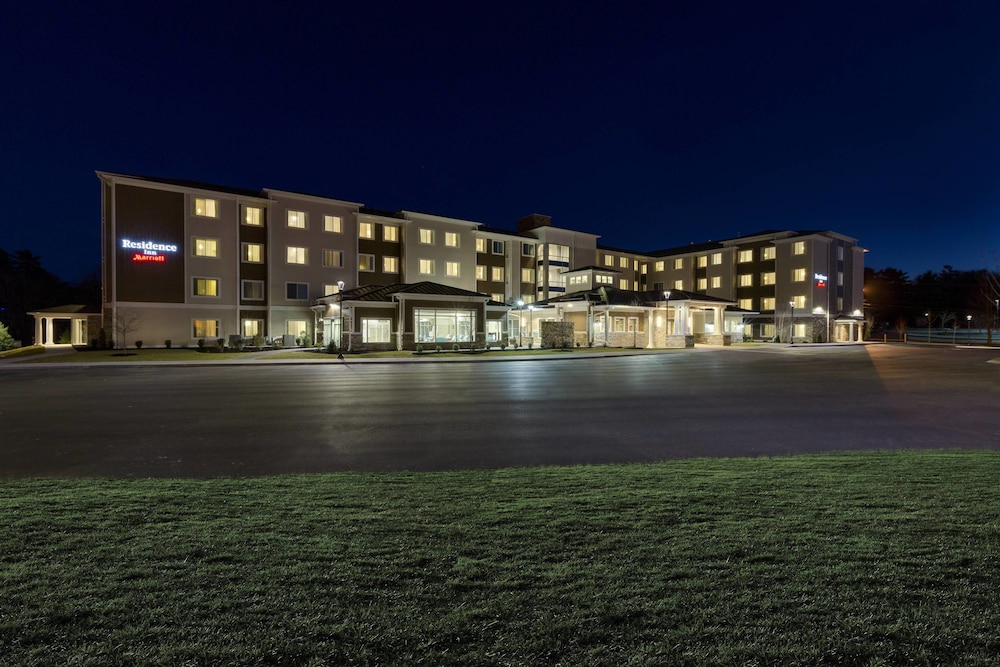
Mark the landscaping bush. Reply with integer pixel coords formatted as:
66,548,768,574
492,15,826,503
134,340,143,350
165,339,172,349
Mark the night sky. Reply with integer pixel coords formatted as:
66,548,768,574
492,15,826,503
3,1,999,282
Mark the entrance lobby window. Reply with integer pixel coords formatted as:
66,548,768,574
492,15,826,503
414,308,475,343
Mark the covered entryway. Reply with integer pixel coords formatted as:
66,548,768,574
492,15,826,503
28,305,101,346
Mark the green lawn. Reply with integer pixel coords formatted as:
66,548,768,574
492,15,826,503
16,348,249,363
2,450,998,665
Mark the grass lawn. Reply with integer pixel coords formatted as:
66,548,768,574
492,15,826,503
267,346,656,360
2,450,998,665
16,348,249,363
0,345,46,360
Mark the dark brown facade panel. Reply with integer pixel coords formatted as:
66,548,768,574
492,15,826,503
115,185,185,304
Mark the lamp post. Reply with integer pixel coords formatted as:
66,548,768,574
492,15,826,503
336,280,345,358
789,301,795,344
528,304,535,348
516,299,524,347
926,312,931,342
663,290,671,344
967,314,972,345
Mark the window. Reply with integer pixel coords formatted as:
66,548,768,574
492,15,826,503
793,268,806,282
384,256,399,273
193,237,218,258
762,247,775,260
520,295,535,304
613,317,626,332
243,319,263,338
620,257,629,268
762,297,776,310
359,222,374,239
242,243,263,263
673,258,684,269
323,250,343,268
323,283,342,296
383,225,398,242
655,261,665,271
476,265,487,280
521,267,535,283
242,280,264,300
362,318,391,343
641,264,648,275
673,279,684,290
358,254,374,272
286,246,307,264
838,245,845,261
762,272,776,285
491,293,505,303
711,253,722,265
711,276,721,289
838,271,844,286
596,274,613,284
193,319,219,338
522,243,535,257
286,283,308,300
619,278,629,290
419,259,435,275
287,210,306,229
193,278,219,297
194,198,217,218
445,232,459,247
476,238,487,253
633,260,639,271
419,228,435,244
793,241,806,255
739,274,753,287
286,320,308,336
243,205,262,226
697,255,708,268
324,215,343,233
739,298,753,310
414,308,476,343
446,261,460,277
697,278,707,290
604,254,614,267
792,295,806,308
738,249,753,263
491,266,504,282
492,240,504,255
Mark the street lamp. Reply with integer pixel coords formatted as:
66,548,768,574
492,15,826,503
336,280,345,359
789,301,795,344
663,290,671,342
516,299,524,347
528,305,535,348
926,312,931,342
967,314,972,345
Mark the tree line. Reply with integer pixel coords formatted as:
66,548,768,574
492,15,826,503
0,249,100,345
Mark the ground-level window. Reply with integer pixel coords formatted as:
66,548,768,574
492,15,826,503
487,320,502,342
362,318,391,343
762,323,775,338
414,308,475,343
613,316,626,332
628,317,640,333
793,323,807,339
193,319,219,338
243,319,263,338
286,320,308,337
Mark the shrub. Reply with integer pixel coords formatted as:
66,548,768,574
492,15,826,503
97,328,108,350
0,322,15,351
134,340,143,350
327,341,338,354
165,339,172,349
57,330,72,344
435,345,442,353
415,344,423,353
197,338,205,350
453,343,460,351
216,338,225,352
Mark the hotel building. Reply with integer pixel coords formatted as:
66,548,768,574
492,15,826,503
91,171,865,351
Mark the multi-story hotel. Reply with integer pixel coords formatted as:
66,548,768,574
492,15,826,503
89,171,865,351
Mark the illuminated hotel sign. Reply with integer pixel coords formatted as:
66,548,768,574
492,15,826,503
814,273,828,288
122,239,179,263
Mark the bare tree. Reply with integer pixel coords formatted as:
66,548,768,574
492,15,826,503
894,317,908,342
113,309,143,353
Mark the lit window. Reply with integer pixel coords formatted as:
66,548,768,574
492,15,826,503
620,257,629,268
762,297,776,310
445,232,459,247
419,228,435,244
697,255,707,268
838,272,844,286
193,237,218,258
323,284,342,296
634,281,639,290
596,274,613,285
739,298,753,310
286,320,308,336
358,254,374,272
711,253,722,265
286,246,307,264
521,267,535,283
324,215,343,233
522,243,535,257
491,293,505,303
242,243,263,263
838,245,845,261
673,279,684,290
243,319,262,337
286,283,308,300
633,260,639,271
655,261,664,271
619,278,629,289
604,255,614,267
641,264,648,275
793,241,806,255
697,278,707,290
359,222,374,239
614,317,626,332
287,210,306,229
738,250,753,263
793,268,806,281
792,295,806,308
446,261,460,277
379,256,396,273
762,323,775,338
673,258,683,270
762,272,776,285
521,295,535,304
242,280,264,300
739,274,753,287
194,198,217,218
383,225,398,242
476,265,487,280
491,266,504,282
419,259,435,275
492,240,504,255
362,318,391,343
323,250,343,268
243,206,262,226
193,278,219,297
711,276,721,289
193,319,219,338
476,238,487,253
762,247,775,260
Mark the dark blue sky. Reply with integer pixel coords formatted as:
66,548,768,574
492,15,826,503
3,1,999,282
